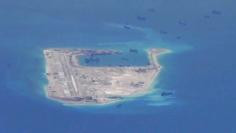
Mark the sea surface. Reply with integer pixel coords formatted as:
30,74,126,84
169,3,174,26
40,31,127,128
0,0,236,133
79,49,150,67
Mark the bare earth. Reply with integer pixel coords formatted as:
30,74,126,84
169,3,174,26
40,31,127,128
43,48,168,105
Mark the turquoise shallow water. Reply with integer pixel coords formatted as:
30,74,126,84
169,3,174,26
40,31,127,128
0,0,236,132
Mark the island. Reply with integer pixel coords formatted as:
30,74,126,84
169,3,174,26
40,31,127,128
43,48,168,105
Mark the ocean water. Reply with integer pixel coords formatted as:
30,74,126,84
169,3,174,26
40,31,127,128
0,0,236,133
79,49,150,67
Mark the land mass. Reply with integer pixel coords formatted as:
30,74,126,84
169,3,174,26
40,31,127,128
43,48,168,105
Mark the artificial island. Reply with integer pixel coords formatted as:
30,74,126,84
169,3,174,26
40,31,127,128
43,48,168,105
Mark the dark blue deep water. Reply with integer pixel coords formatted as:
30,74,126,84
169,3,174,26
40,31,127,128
80,50,149,67
0,0,236,133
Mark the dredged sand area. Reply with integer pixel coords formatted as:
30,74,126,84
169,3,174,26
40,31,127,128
43,48,169,105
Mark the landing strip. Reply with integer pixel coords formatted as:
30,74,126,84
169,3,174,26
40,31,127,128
43,48,168,105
